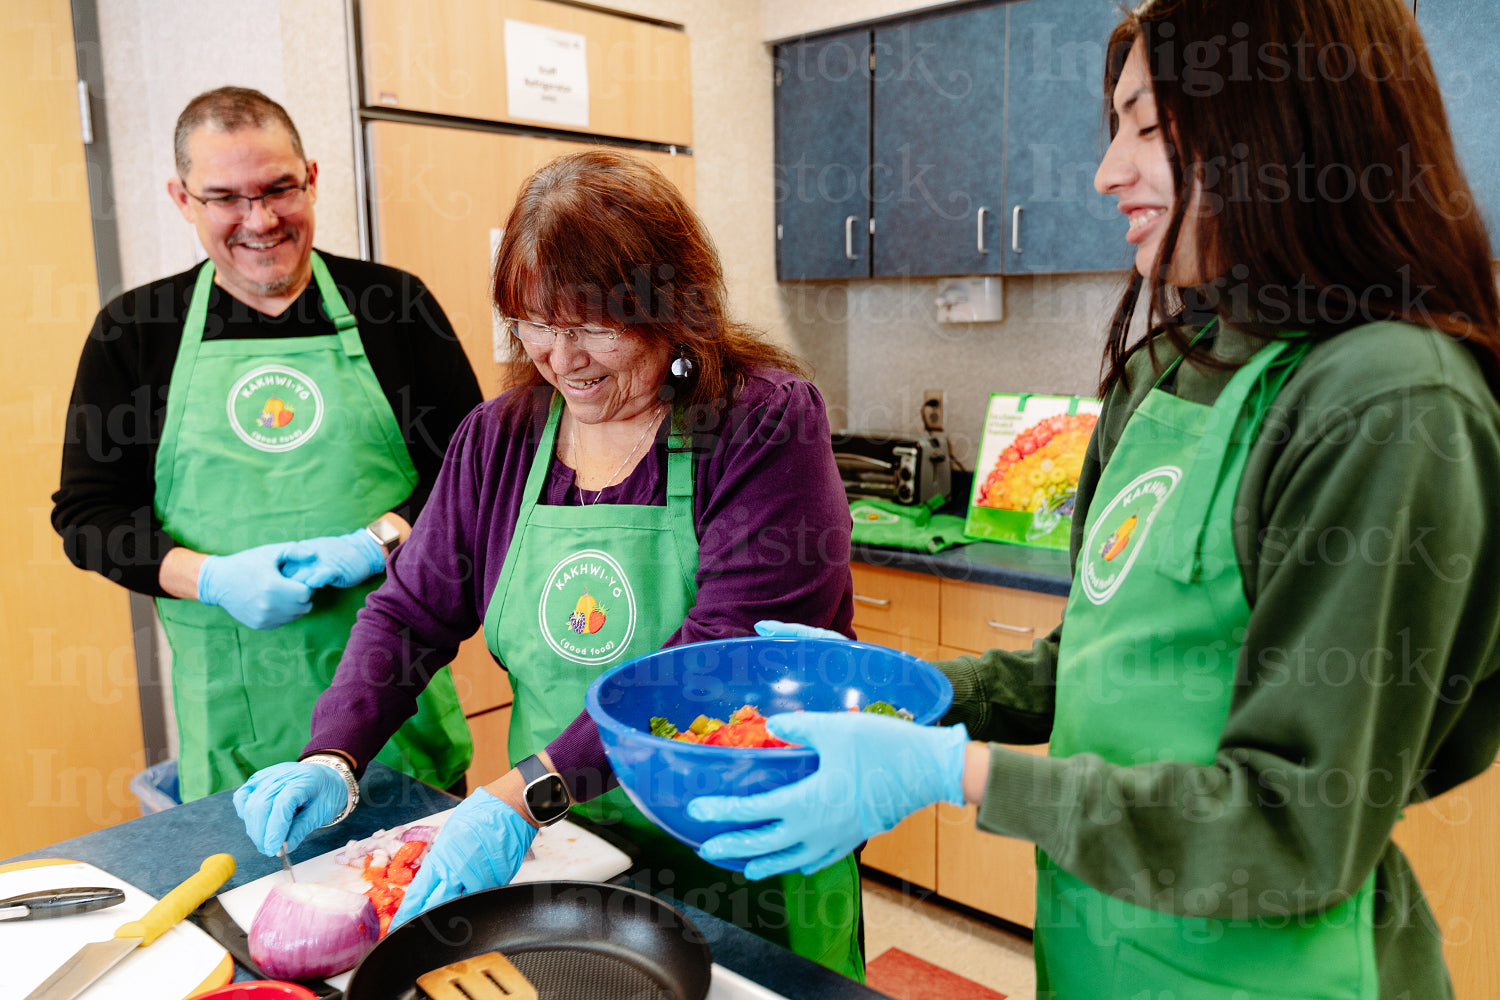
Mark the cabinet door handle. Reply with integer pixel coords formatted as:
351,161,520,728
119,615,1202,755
986,619,1033,634
1011,205,1023,254
845,215,859,260
976,206,989,254
853,594,892,607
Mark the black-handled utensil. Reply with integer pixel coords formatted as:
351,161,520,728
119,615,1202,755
0,887,126,922
25,853,235,1000
193,896,343,1000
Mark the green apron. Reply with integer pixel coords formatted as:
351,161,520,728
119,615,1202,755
154,255,472,802
482,395,864,981
1040,336,1378,998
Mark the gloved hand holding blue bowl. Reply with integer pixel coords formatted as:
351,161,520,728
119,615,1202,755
584,624,968,878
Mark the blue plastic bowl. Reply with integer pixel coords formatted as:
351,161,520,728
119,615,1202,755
584,636,953,870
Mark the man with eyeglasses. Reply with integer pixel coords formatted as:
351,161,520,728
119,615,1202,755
52,87,482,802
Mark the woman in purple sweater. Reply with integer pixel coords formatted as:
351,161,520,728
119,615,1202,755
234,150,864,979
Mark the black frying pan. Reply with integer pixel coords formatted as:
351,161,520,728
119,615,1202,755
344,881,712,1000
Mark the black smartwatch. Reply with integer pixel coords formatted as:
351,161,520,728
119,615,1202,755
516,754,572,826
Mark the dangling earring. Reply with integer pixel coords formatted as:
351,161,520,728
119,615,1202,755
670,356,694,378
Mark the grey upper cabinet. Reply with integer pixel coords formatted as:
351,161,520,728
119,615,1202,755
1004,0,1130,273
774,1,1129,281
774,29,872,281
871,5,1008,277
1417,0,1500,253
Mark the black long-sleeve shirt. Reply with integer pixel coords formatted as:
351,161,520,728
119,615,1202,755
52,251,484,597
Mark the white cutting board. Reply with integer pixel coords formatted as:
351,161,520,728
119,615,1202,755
218,810,631,989
0,858,233,999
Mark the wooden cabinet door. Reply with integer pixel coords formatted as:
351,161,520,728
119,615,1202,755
773,29,872,280
1392,757,1500,1000
362,0,692,147
1417,0,1500,251
1003,0,1130,273
367,121,694,397
870,4,1007,277
852,625,940,890
935,789,1040,928
935,634,1052,929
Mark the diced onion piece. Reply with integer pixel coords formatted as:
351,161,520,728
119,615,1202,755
249,882,380,979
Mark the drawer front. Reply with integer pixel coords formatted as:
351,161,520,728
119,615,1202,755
850,564,940,643
940,579,1066,654
861,805,938,890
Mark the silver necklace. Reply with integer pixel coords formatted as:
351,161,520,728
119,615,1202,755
571,403,665,504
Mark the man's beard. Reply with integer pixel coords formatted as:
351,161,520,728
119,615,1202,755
229,228,306,297
252,270,301,297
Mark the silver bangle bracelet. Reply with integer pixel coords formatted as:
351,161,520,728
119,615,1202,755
304,753,359,826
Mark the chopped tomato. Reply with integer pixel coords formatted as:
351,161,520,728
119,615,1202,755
656,704,798,748
702,719,793,748
360,839,429,935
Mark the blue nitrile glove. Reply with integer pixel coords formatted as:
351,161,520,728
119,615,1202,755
233,761,349,856
689,712,969,880
390,787,539,930
754,620,849,641
284,529,385,589
198,543,316,629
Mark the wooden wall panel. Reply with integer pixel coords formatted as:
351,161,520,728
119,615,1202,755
367,121,694,398
3,0,142,857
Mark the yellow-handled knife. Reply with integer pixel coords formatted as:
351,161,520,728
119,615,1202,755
24,853,235,1000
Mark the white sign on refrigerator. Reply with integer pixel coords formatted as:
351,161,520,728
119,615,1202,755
505,19,589,127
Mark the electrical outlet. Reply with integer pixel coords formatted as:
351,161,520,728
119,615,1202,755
921,389,945,434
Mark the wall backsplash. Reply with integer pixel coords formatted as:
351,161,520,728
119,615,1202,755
780,269,1131,468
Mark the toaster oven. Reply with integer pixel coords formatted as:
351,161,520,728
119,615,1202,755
832,430,951,507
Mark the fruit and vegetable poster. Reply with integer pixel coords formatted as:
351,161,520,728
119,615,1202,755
964,393,1102,550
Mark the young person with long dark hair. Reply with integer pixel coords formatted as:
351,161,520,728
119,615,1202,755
692,3,1500,996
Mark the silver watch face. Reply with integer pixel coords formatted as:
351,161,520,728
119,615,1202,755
368,520,400,551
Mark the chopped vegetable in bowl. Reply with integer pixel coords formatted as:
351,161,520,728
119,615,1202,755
648,701,913,748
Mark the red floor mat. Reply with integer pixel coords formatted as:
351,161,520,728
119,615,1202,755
864,947,1008,1000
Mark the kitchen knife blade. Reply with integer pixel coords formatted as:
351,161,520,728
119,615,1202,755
0,887,126,922
194,896,343,1000
280,843,295,882
23,853,235,1000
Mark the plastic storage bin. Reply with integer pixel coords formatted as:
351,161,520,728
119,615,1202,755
129,759,181,814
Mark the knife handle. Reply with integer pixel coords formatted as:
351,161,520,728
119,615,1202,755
115,853,236,946
0,886,125,920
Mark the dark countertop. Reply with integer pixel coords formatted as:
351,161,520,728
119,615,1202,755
3,762,883,1000
851,537,1073,596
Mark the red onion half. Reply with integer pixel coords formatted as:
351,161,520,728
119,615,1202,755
249,882,380,980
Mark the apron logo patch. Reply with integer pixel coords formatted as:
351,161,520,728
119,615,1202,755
1080,466,1180,605
227,364,325,452
850,504,901,525
1099,514,1138,561
539,549,638,665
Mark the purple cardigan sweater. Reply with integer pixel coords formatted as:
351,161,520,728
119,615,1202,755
307,367,855,797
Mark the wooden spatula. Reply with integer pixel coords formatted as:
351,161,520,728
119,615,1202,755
416,951,538,1000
